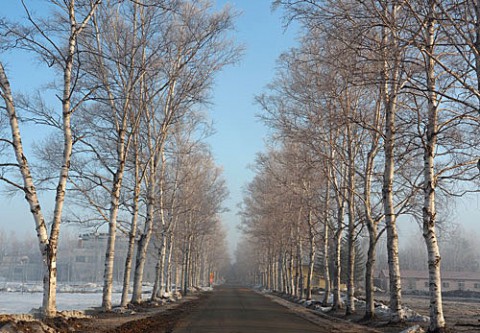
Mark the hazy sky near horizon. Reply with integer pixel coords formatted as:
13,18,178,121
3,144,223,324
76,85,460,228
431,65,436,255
1,1,479,259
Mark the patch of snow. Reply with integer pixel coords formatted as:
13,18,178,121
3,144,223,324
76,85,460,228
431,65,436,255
402,306,429,323
372,303,429,323
354,299,366,307
399,325,425,333
0,291,125,314
311,304,332,312
374,303,391,318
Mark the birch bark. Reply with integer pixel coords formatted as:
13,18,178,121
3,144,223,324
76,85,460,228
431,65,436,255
363,97,382,320
332,193,345,310
381,4,404,319
120,140,141,307
0,64,50,314
422,2,446,331
306,209,316,300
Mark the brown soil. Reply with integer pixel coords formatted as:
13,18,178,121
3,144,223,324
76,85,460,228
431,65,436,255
344,294,480,333
269,292,480,332
399,295,480,332
0,293,209,333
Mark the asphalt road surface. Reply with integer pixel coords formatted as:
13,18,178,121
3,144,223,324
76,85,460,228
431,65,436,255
172,286,328,333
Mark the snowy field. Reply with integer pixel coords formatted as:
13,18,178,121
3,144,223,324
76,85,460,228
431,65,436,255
0,282,153,314
0,292,123,314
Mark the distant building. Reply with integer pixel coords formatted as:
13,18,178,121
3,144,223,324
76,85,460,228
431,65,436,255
0,232,158,284
376,269,480,293
298,264,347,291
57,232,157,283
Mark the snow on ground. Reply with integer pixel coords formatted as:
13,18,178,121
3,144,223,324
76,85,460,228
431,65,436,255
399,325,425,333
286,291,430,323
0,292,124,314
0,282,154,314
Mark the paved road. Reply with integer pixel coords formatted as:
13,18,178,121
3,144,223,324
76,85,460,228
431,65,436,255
172,286,327,333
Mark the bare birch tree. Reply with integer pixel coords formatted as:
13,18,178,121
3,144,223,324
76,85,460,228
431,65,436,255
129,0,240,303
0,0,101,317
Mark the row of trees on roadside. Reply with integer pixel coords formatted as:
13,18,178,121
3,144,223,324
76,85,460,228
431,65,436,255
237,1,479,332
0,0,237,318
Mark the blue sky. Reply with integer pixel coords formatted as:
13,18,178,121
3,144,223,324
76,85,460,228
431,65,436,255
0,1,298,255
208,0,298,253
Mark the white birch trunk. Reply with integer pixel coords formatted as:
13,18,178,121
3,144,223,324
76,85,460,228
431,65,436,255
1,1,100,315
289,246,295,296
41,1,83,315
120,149,141,307
101,100,132,310
423,3,446,330
306,210,315,300
364,99,381,320
0,64,51,315
182,235,192,295
121,208,139,307
332,199,344,310
282,251,288,294
381,4,404,321
346,143,356,315
365,221,377,320
92,4,140,310
165,233,174,293
152,234,167,300
384,109,403,320
152,148,168,299
321,218,330,306
131,171,155,304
